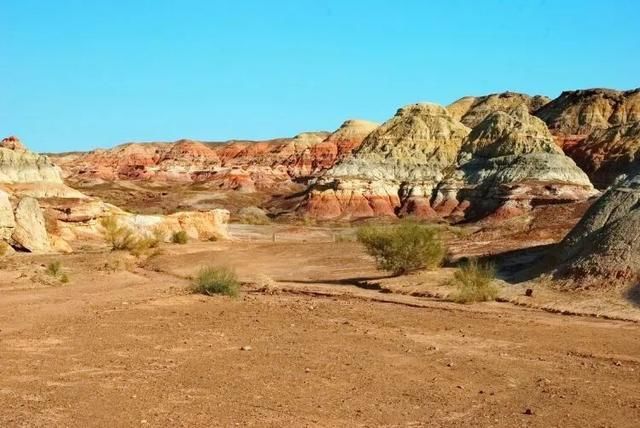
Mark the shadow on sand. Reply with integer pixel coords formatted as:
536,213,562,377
279,275,394,292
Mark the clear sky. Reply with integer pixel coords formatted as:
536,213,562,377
1,0,639,152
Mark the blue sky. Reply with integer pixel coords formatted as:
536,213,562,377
1,0,639,152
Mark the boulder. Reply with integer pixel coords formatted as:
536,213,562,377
11,197,51,252
0,190,16,241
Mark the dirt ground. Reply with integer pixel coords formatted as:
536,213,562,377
1,229,640,427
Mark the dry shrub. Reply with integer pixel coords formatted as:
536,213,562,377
191,266,239,297
171,230,189,244
100,216,159,255
357,223,445,275
450,259,498,303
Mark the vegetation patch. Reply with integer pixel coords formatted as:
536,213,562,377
191,266,240,297
171,230,189,244
450,259,498,303
357,223,445,275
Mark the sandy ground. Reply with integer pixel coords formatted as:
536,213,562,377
1,230,640,427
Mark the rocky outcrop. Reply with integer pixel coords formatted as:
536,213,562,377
448,92,550,128
0,138,230,252
543,172,640,289
445,105,596,220
564,122,640,188
304,104,470,220
112,209,230,241
11,197,51,252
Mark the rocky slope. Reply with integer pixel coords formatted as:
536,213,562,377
303,104,471,220
542,171,640,289
444,105,596,220
447,92,550,128
54,121,378,194
534,88,640,180
0,138,229,253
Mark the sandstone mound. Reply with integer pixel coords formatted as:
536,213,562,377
565,121,640,188
544,172,640,289
304,104,470,219
448,92,550,128
446,105,596,219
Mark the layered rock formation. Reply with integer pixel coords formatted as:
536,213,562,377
54,121,378,194
304,104,471,220
543,171,640,289
445,105,596,220
448,92,550,128
1,137,229,253
535,88,640,138
303,102,596,222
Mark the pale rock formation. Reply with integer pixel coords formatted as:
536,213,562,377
448,92,550,128
0,190,16,241
11,197,51,252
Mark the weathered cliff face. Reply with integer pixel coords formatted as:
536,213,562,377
445,105,596,220
543,172,640,289
535,88,640,138
0,137,230,253
304,104,471,220
447,92,550,128
563,122,640,188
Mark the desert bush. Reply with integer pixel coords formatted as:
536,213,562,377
356,223,445,275
100,216,139,250
45,261,62,277
171,230,189,244
450,259,498,303
151,226,167,245
191,266,239,297
45,261,69,283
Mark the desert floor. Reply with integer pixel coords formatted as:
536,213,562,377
1,225,639,427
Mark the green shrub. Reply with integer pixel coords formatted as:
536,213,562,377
191,266,239,297
356,223,445,275
45,261,62,277
45,261,69,284
450,259,498,303
171,230,189,244
100,216,139,250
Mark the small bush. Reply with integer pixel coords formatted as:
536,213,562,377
45,261,62,277
100,216,139,251
151,226,167,244
45,261,69,284
171,230,189,244
356,223,445,275
191,266,239,297
450,259,498,303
